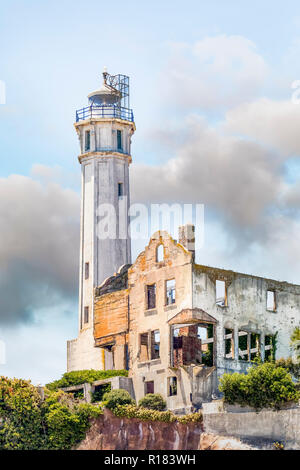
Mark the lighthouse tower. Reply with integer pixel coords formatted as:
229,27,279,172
67,69,135,371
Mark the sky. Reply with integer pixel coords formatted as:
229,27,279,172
1,0,300,384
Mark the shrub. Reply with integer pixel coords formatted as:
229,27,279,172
219,362,299,410
138,393,166,411
275,357,300,380
0,376,102,450
177,412,203,424
113,404,176,422
46,369,128,391
102,389,135,410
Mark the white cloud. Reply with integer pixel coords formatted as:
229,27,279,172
223,98,300,156
161,35,268,110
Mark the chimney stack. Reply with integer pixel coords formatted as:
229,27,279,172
178,224,195,261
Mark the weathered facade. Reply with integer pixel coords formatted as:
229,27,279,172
93,226,300,413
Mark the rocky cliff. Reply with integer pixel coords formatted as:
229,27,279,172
76,409,255,450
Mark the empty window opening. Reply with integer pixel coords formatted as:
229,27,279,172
139,330,160,362
85,130,90,151
92,383,111,403
199,324,214,366
140,333,149,362
69,388,84,400
151,330,160,360
250,333,260,361
145,380,154,394
166,279,176,305
172,323,211,367
117,130,122,150
216,280,227,307
125,344,129,371
238,331,260,361
224,328,234,359
168,377,177,396
238,331,248,361
156,244,164,262
85,262,89,280
146,284,156,310
267,290,276,311
118,182,124,198
265,335,275,361
84,306,89,324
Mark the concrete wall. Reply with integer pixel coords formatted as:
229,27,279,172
203,408,300,449
67,329,103,372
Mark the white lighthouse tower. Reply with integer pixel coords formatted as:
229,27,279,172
67,69,135,371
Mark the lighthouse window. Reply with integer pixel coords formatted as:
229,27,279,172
84,306,89,324
85,130,90,151
117,130,122,151
85,262,89,280
118,182,124,198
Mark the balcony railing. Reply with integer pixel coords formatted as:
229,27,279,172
76,105,134,123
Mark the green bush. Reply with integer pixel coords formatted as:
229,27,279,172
219,362,299,410
138,393,166,411
102,389,135,410
113,404,176,422
0,377,102,450
275,357,300,380
46,369,128,391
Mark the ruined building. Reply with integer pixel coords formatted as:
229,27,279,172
67,71,300,413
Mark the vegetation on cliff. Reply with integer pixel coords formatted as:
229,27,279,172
105,389,202,423
112,403,202,423
0,377,102,450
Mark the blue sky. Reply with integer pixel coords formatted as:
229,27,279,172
1,0,300,384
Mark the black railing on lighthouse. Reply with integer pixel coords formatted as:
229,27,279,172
76,104,134,123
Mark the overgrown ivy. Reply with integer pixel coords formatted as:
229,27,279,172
46,369,128,391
